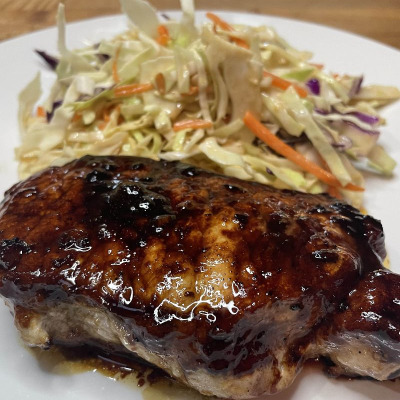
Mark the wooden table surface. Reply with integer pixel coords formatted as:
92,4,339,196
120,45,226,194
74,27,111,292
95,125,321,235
1,0,400,50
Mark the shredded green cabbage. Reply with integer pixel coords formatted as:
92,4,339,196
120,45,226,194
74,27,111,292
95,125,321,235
17,0,400,207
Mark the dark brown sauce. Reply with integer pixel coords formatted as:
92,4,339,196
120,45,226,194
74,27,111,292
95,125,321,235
27,344,215,399
28,344,167,387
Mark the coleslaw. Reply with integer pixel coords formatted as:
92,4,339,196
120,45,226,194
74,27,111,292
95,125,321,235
17,0,400,207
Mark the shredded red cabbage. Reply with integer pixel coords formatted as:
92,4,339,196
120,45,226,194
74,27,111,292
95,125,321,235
350,111,379,125
348,76,363,98
35,50,59,70
306,78,320,95
344,120,380,136
46,100,63,122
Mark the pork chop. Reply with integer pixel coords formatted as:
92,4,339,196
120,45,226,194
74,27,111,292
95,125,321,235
0,155,399,398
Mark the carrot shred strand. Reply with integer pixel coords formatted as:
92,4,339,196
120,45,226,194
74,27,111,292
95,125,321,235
181,86,199,96
112,46,122,84
243,111,364,192
343,181,365,192
206,12,233,31
205,12,249,49
103,108,111,123
72,112,82,123
98,121,107,131
114,82,154,98
328,185,342,199
158,25,169,36
263,71,308,98
173,119,213,132
155,73,166,95
229,35,250,49
322,160,343,199
157,25,170,46
36,106,46,118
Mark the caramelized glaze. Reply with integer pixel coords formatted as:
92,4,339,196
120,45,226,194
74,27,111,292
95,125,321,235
0,155,398,398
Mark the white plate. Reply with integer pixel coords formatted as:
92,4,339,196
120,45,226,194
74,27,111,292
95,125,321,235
0,10,400,400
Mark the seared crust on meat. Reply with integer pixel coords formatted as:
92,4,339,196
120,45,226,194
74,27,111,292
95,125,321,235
0,155,399,398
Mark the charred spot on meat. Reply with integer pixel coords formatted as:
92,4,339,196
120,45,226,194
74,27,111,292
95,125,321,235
0,155,399,399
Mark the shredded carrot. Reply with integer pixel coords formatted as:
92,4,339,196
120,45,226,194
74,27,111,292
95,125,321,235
157,25,170,46
263,71,308,98
158,25,169,37
321,159,343,199
228,34,249,49
98,121,107,131
114,82,154,98
112,46,122,83
173,119,213,132
343,182,363,192
36,106,46,118
103,108,111,123
328,185,343,199
155,73,166,95
206,12,233,31
205,12,249,49
72,112,82,123
98,105,121,130
243,111,364,192
181,86,199,96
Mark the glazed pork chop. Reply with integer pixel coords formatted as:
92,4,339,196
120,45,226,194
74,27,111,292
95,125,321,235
0,155,399,398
